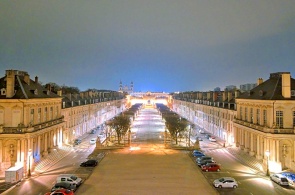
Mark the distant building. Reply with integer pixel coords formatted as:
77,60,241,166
214,87,221,92
240,83,257,92
119,81,134,94
225,85,237,91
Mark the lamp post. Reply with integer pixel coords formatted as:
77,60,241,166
28,149,32,177
265,150,270,176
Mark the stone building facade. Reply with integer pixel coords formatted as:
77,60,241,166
172,72,295,172
0,70,125,176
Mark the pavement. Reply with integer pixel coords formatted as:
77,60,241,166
0,128,293,194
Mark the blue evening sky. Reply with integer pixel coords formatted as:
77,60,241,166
1,0,295,92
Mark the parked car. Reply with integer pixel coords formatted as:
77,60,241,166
205,134,211,139
90,129,96,134
213,177,238,188
209,137,216,142
195,137,203,141
73,139,82,145
196,156,213,162
56,174,82,186
270,173,289,186
201,163,221,172
80,159,98,167
44,189,74,195
197,159,215,167
51,182,76,192
89,138,96,145
192,151,205,157
280,172,295,186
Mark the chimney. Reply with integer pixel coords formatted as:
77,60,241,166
5,70,16,98
24,73,30,85
257,78,263,86
57,90,62,96
235,90,240,98
35,76,38,84
223,91,227,101
228,91,233,101
213,92,218,102
282,72,291,98
46,84,51,91
207,92,211,100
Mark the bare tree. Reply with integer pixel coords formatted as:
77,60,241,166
108,114,131,144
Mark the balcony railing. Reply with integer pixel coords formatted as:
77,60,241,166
1,117,64,134
234,118,295,134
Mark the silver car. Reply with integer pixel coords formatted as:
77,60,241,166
213,177,238,188
270,173,289,186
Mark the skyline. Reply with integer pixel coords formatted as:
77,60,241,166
1,0,295,92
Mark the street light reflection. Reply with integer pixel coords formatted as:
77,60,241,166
129,146,141,151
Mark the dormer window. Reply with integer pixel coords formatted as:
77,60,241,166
259,90,264,96
1,88,6,95
34,89,38,95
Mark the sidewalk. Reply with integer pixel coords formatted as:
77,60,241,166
0,132,93,194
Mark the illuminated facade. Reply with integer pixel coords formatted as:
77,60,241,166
0,70,125,176
172,72,295,172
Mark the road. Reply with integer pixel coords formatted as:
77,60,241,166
3,107,295,195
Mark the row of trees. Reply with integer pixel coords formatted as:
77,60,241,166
107,103,143,145
156,103,192,145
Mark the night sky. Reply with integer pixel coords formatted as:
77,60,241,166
1,0,295,93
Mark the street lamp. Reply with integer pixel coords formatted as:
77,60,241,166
265,150,270,176
28,149,32,177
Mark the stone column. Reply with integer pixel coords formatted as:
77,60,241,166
249,133,255,156
37,135,41,158
17,139,21,162
43,133,48,156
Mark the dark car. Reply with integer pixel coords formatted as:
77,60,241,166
192,151,205,157
51,182,76,192
74,139,82,145
197,159,215,167
80,159,98,167
196,156,213,162
90,129,96,134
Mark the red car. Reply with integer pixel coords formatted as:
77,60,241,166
201,163,220,172
44,189,74,195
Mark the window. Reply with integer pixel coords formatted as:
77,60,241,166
250,108,253,123
256,109,260,125
245,107,248,121
44,107,47,121
50,107,53,120
38,108,41,123
276,111,283,128
263,110,267,126
30,109,34,125
240,107,242,119
293,111,295,127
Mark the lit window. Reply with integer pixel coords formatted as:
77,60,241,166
256,109,260,125
293,111,295,127
263,110,267,126
276,111,283,128
245,108,248,121
250,108,253,123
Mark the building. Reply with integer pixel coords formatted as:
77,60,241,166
172,72,295,172
0,70,64,174
0,70,125,176
225,85,237,91
240,83,257,92
119,81,134,94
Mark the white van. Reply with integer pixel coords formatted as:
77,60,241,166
56,174,82,186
